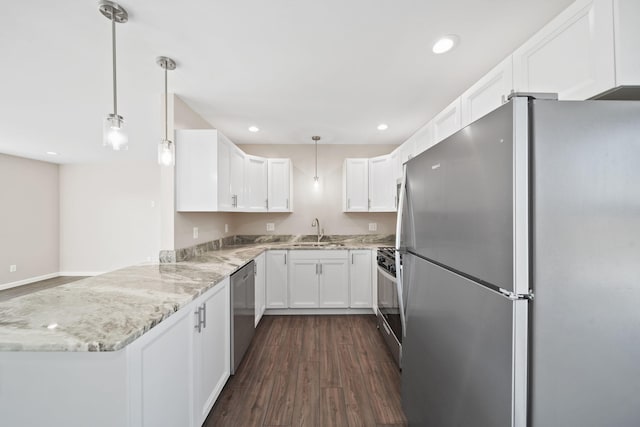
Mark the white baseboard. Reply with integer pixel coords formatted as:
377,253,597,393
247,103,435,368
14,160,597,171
264,308,375,316
0,271,103,291
58,271,105,277
0,273,60,291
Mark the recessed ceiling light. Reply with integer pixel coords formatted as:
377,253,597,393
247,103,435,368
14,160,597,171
248,126,260,132
377,124,389,131
432,35,459,54
46,151,59,156
47,323,58,330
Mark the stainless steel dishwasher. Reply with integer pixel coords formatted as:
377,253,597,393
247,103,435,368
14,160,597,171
230,260,255,374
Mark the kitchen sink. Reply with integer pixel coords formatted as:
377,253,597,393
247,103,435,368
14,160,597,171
290,242,345,247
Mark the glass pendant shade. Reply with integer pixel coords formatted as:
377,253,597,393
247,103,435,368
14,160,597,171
103,114,128,150
158,139,175,166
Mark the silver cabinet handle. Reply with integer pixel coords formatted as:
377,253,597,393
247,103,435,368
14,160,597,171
347,198,351,209
319,264,323,275
368,198,371,210
351,253,354,264
315,264,319,275
286,198,289,210
265,199,269,209
201,303,206,329
194,307,202,333
284,253,287,265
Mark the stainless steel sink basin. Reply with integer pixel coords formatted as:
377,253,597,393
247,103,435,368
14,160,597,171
290,242,345,247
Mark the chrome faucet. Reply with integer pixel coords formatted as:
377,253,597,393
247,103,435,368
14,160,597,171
311,218,324,243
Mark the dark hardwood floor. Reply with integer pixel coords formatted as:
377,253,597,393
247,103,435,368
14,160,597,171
0,276,88,302
205,315,407,427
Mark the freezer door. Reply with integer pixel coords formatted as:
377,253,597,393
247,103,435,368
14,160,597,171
530,100,640,426
401,254,527,427
405,101,519,290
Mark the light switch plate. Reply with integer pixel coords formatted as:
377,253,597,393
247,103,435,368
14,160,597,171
224,224,229,233
369,223,377,231
193,227,199,239
9,264,17,273
266,223,275,231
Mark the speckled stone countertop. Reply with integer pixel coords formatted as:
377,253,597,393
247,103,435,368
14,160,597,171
0,235,392,352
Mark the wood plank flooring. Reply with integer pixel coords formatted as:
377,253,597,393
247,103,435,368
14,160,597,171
205,315,407,427
0,276,88,302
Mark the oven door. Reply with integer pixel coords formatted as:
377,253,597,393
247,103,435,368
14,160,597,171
377,265,402,344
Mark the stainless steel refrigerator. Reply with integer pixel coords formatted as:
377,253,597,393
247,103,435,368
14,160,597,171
397,94,640,427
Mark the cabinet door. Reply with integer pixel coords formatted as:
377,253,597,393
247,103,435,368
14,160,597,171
413,121,435,157
368,155,395,212
254,253,266,326
614,0,640,85
433,98,462,143
512,0,614,100
193,278,230,427
289,259,320,308
349,250,373,308
461,56,513,126
244,155,268,212
266,250,288,309
176,129,221,212
267,158,292,212
129,305,194,427
343,158,369,212
217,133,233,211
229,146,245,210
319,259,349,308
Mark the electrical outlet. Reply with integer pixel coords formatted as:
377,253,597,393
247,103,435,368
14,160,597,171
150,200,156,208
368,223,377,231
9,264,17,273
224,224,229,233
266,223,275,232
193,227,199,239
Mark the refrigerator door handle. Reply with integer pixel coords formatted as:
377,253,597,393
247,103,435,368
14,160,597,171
395,164,407,338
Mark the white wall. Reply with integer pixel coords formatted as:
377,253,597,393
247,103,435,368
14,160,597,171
59,159,161,274
0,154,59,286
235,144,398,236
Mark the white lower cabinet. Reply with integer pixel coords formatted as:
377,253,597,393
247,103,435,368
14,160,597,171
288,250,349,308
254,252,266,326
129,278,230,427
193,278,231,426
266,250,288,308
128,301,194,427
349,250,373,308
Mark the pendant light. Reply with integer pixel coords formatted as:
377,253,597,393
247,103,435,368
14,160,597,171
312,136,320,187
99,1,128,150
157,56,177,166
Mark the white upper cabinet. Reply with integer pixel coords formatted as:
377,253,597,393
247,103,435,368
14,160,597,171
176,129,235,212
267,158,292,212
244,155,268,212
368,155,395,212
513,0,615,100
229,146,245,211
433,97,462,143
343,158,369,212
613,0,640,86
461,56,514,126
176,130,292,213
413,120,435,158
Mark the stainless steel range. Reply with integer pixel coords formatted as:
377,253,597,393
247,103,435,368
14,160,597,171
376,247,402,368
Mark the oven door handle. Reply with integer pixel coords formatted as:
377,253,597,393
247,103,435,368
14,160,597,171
377,265,397,283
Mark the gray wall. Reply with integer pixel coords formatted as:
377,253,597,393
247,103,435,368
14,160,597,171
0,154,59,286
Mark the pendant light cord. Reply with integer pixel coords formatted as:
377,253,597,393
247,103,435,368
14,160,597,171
111,10,117,116
164,66,168,141
315,139,318,179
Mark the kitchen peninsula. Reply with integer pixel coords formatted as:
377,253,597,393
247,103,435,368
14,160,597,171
0,235,389,427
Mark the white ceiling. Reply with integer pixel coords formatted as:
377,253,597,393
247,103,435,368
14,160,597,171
1,0,574,164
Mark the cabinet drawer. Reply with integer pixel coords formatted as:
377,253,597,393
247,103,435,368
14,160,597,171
288,249,348,260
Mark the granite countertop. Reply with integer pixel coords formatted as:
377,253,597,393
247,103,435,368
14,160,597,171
0,235,392,352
